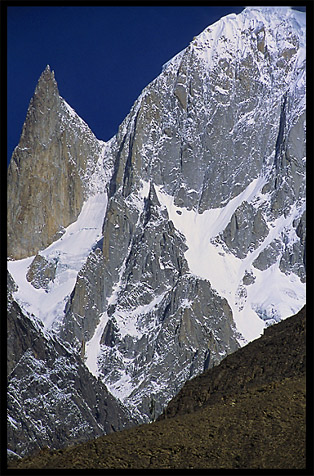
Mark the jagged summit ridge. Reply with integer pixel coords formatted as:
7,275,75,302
7,7,306,456
36,64,55,84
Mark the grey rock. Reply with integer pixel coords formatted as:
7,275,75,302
174,84,187,110
7,7,306,453
242,270,256,286
26,254,57,290
7,270,18,295
253,239,282,271
91,186,240,420
220,202,269,259
97,274,239,421
58,248,108,350
7,66,104,260
252,212,306,282
7,281,136,459
279,212,306,282
295,210,306,245
7,271,44,375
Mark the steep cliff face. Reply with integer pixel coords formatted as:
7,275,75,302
83,183,239,421
7,272,135,460
7,66,107,260
7,6,306,458
82,6,305,419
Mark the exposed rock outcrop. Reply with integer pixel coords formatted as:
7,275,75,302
26,254,57,290
7,66,104,260
7,272,135,459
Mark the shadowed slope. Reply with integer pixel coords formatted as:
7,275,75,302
158,305,306,420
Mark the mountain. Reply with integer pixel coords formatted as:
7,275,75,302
7,271,135,461
7,66,109,261
7,6,306,459
8,306,306,470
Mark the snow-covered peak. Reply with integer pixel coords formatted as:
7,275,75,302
168,4,305,103
161,6,305,81
243,6,294,17
195,6,304,50
241,6,305,43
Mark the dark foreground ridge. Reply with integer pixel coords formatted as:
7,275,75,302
158,304,306,420
9,306,306,470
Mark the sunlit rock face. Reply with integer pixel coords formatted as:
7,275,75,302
7,66,106,260
7,6,305,458
90,6,305,419
7,271,135,459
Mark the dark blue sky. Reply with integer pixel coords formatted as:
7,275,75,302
7,5,248,164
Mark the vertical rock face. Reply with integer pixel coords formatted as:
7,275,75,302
7,66,105,260
76,6,304,419
95,184,239,419
7,7,306,458
7,272,135,459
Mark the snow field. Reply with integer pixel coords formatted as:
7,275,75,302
156,177,305,343
8,192,108,331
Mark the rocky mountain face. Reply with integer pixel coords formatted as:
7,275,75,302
9,307,306,470
7,66,107,260
7,7,306,459
7,272,135,460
